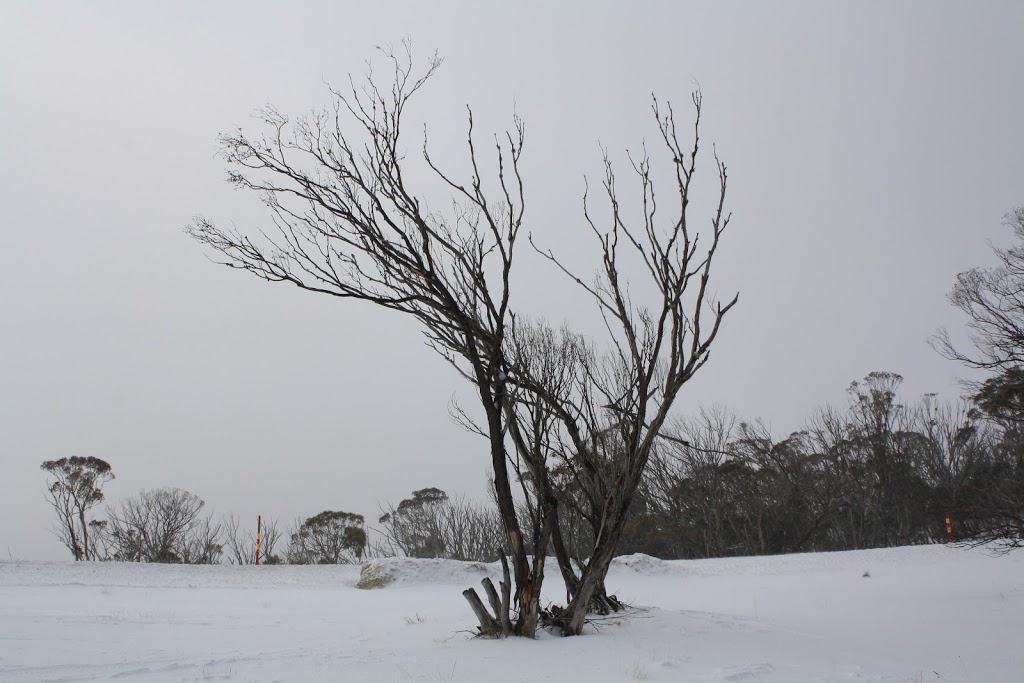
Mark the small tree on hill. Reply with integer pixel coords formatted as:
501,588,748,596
378,487,504,561
378,488,449,558
41,456,114,561
107,488,223,563
288,511,367,564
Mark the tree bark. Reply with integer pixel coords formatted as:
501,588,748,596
462,588,499,636
498,552,513,636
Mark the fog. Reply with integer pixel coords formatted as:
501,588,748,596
2,1,1021,560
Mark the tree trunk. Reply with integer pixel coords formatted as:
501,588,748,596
463,588,499,636
560,483,640,635
498,553,513,635
78,508,90,561
588,578,624,615
550,511,581,602
481,576,512,637
482,385,537,636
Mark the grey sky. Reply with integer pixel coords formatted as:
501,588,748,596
2,1,1021,560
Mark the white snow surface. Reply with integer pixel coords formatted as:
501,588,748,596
1,545,1021,682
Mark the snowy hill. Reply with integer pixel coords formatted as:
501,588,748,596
1,545,1021,682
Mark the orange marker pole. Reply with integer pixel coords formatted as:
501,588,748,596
944,509,953,543
255,515,262,565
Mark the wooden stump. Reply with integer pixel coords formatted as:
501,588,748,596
462,550,515,637
462,587,500,636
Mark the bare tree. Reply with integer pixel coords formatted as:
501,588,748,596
915,397,987,531
41,456,114,560
633,407,854,559
932,207,1024,372
800,406,860,549
845,372,929,546
187,42,544,635
501,92,736,634
377,488,449,558
107,488,221,563
957,384,1024,552
729,422,845,555
87,519,115,561
642,409,739,558
179,514,225,565
188,45,736,636
931,208,1024,550
225,514,282,565
377,488,504,562
225,513,251,565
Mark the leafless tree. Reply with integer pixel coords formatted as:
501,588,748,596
377,488,504,562
844,372,925,546
87,519,115,561
633,406,857,559
931,207,1024,551
800,406,861,549
377,488,449,558
729,422,847,555
41,456,114,561
225,513,251,565
187,42,542,635
915,398,987,510
225,514,282,565
952,392,1024,552
642,408,738,558
179,514,224,565
106,488,221,563
188,44,736,636
501,92,736,634
932,207,1024,372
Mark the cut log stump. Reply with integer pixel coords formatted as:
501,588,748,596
462,550,515,637
462,587,500,636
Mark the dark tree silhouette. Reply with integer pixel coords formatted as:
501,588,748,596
498,92,736,634
377,488,503,562
41,456,114,560
188,42,538,634
933,207,1024,372
974,367,1024,424
107,488,222,563
288,511,366,564
187,43,737,636
932,206,1024,551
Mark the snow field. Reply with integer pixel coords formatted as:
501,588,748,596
1,544,1021,682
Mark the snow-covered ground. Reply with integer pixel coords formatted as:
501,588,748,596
1,545,1021,682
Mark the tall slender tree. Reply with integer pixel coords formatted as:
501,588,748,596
41,456,114,560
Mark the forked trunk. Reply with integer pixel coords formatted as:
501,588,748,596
482,387,542,637
564,540,619,635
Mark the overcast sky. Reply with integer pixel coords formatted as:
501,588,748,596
2,1,1022,561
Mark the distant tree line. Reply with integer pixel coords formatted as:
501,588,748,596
39,460,498,566
616,371,1022,558
40,487,368,566
39,371,1023,567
